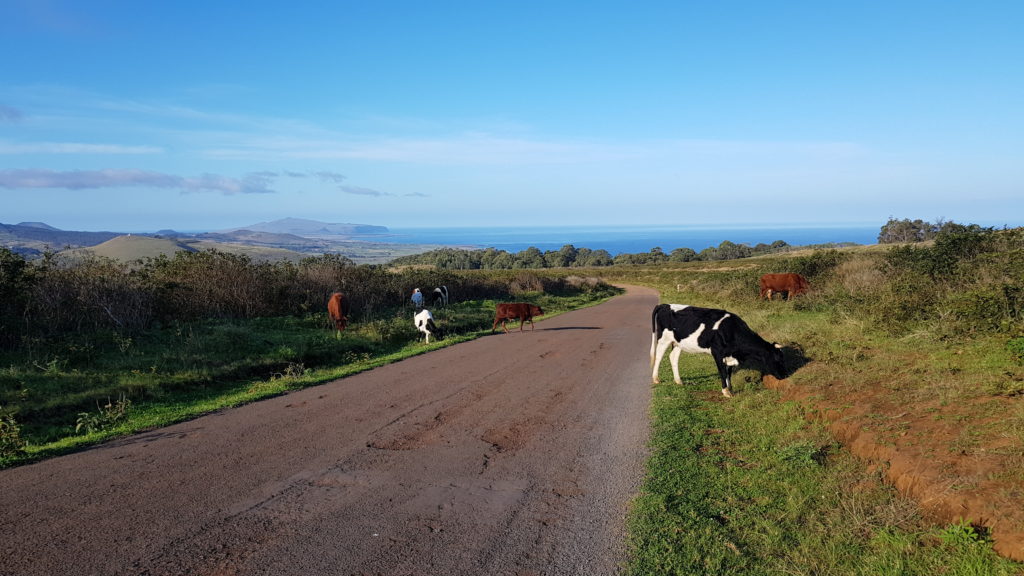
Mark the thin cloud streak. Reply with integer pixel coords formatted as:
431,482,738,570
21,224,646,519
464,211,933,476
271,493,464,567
0,169,276,194
0,105,24,122
340,185,390,197
0,141,161,154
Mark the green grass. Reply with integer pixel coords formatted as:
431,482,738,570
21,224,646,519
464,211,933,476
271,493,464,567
630,361,1021,575
0,284,620,467
616,253,1024,573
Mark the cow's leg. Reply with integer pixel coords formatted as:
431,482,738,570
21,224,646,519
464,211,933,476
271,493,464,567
651,334,674,384
714,353,739,397
503,319,510,334
668,345,684,385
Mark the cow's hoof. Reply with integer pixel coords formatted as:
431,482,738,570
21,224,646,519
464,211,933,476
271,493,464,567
721,389,733,398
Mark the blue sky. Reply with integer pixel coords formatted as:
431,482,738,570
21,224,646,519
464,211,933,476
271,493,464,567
1,1,1022,232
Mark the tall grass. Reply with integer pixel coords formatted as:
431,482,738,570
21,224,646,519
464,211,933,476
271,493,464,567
0,251,619,467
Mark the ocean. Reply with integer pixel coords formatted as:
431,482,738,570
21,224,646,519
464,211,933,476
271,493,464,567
376,224,880,256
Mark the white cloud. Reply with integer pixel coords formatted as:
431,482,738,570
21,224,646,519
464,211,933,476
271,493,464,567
0,169,276,194
340,185,390,197
0,140,161,154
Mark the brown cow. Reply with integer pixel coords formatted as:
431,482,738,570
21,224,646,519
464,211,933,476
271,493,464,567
327,292,351,331
759,273,810,301
492,302,544,333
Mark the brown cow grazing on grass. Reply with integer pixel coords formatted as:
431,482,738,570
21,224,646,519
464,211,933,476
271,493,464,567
759,273,810,301
327,292,351,332
492,302,544,333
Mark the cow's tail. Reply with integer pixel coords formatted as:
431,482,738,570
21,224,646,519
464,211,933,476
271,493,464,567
650,305,663,368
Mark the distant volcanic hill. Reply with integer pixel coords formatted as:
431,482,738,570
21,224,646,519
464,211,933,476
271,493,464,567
219,217,388,237
0,222,121,257
194,229,331,251
1,218,420,264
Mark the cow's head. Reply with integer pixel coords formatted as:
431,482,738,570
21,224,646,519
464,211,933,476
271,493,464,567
531,305,544,316
766,343,787,378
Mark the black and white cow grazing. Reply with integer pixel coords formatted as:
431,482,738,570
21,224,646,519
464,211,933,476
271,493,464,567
431,285,449,307
414,309,442,343
650,304,786,397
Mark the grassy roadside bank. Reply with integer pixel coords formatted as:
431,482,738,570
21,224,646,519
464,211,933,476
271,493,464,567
0,284,620,468
631,365,1019,574
611,243,1024,573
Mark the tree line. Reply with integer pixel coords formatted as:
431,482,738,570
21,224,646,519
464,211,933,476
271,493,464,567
387,239,813,270
877,217,990,244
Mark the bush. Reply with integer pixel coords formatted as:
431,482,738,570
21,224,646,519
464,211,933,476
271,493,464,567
790,249,848,281
0,407,26,458
0,248,33,348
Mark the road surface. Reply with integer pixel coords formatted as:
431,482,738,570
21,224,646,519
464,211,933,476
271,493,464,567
0,286,658,576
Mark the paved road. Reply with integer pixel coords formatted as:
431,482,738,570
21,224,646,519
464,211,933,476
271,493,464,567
0,286,658,576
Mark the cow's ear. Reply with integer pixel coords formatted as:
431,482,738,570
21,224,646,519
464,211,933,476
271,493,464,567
774,343,782,349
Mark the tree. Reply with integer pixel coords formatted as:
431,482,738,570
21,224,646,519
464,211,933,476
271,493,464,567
514,247,546,269
878,218,934,243
715,240,752,261
669,247,698,262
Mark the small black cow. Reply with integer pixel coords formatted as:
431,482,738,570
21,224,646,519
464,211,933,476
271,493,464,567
650,304,786,397
431,285,449,307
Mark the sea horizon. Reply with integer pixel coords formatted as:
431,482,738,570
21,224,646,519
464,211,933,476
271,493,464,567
377,223,882,256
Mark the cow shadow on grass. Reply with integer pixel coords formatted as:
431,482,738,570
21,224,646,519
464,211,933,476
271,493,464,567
780,343,812,378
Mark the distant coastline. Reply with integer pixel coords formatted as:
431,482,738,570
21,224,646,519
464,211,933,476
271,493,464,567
380,224,881,256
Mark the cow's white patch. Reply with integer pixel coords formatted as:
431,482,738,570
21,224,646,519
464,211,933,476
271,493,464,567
669,304,689,312
674,324,708,354
652,323,710,385
712,313,731,330
724,356,739,367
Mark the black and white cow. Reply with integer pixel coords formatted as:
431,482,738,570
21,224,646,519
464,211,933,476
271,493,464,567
431,285,449,307
414,309,442,343
650,304,786,397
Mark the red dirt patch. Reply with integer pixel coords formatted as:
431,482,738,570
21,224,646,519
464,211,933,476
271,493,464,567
762,373,1024,561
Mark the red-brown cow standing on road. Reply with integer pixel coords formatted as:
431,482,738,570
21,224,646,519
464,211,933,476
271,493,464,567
759,273,810,301
492,302,544,333
327,292,351,332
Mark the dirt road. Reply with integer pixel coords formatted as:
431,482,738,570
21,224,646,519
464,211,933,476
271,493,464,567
0,286,658,576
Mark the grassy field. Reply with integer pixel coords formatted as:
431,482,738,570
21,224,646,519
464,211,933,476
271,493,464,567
0,284,620,467
597,237,1024,573
628,277,1021,574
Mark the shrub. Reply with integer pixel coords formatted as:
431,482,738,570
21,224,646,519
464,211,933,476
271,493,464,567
790,249,848,281
0,248,33,348
509,271,545,295
1008,338,1024,364
75,394,132,435
0,407,26,458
